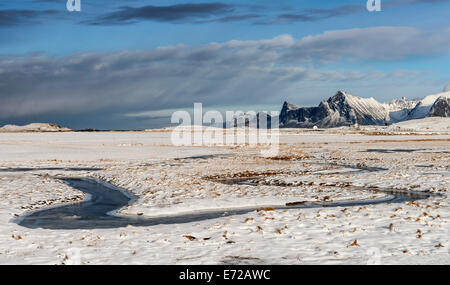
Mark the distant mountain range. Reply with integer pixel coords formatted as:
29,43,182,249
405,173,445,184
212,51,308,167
3,91,449,131
279,90,450,128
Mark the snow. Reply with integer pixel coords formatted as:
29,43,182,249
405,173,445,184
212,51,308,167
388,117,450,132
0,128,448,264
280,91,391,128
407,91,450,120
383,97,419,122
282,90,450,128
0,123,72,133
341,92,388,121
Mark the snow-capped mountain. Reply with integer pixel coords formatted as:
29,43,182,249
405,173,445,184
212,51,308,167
427,96,450,117
279,90,450,128
383,97,419,122
406,91,450,120
279,91,389,128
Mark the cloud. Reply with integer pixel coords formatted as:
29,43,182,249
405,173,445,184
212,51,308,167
270,5,362,24
6,0,450,27
0,45,353,119
387,0,450,7
0,9,59,26
194,13,261,24
0,27,448,128
264,0,450,24
282,26,450,61
444,84,450,92
85,3,235,25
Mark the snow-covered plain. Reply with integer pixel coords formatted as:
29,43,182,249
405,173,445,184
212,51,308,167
0,123,448,264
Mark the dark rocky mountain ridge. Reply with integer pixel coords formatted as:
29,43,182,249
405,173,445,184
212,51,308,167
278,90,450,128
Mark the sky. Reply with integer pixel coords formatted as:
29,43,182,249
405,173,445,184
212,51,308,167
0,0,449,130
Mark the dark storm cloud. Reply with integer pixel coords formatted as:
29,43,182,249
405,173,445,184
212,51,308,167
194,13,261,24
387,0,450,5
1,26,448,126
0,9,59,26
271,5,362,24
85,2,235,25
264,0,450,24
4,0,448,27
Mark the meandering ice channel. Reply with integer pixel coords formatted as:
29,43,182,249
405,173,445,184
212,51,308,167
16,176,435,230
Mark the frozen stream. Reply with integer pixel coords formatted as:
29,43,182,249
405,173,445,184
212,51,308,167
16,177,434,230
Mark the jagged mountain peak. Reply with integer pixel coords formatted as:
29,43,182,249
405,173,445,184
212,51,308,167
383,97,419,122
327,91,387,121
332,90,348,97
407,91,450,120
327,90,353,103
281,101,299,111
427,96,450,117
279,90,450,128
327,91,379,106
386,96,416,106
279,90,388,128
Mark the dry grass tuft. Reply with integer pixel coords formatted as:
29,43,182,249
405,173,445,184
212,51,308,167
183,235,196,241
